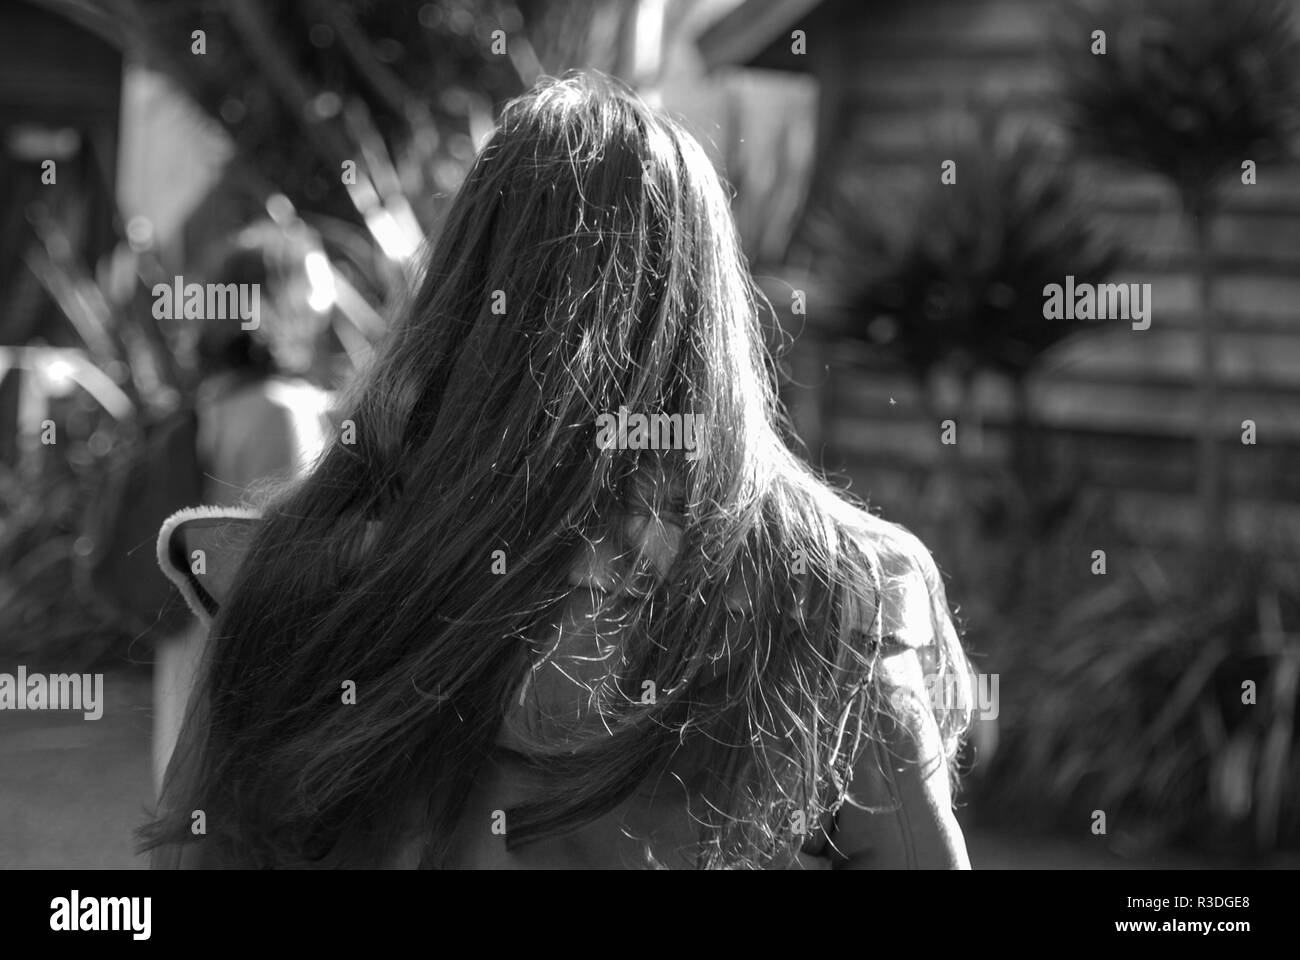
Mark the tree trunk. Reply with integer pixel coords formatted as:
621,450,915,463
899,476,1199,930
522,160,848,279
1008,373,1038,602
1191,198,1225,552
1010,374,1035,493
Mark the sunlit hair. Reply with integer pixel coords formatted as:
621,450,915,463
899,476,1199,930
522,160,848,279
140,72,974,869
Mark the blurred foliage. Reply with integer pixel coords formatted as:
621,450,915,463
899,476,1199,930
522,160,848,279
0,382,132,671
812,106,1123,384
976,536,1300,857
1,0,645,667
32,0,648,327
103,0,644,266
1055,0,1300,215
865,418,1300,861
0,186,173,668
807,106,1123,573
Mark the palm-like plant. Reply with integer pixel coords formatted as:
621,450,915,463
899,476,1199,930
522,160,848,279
811,106,1122,494
1055,0,1300,549
859,113,1122,386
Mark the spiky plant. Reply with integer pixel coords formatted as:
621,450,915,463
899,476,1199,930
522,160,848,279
863,111,1122,387
981,542,1300,857
810,106,1122,504
1055,0,1300,549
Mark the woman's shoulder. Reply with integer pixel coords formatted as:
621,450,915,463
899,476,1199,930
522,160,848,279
837,504,940,577
835,507,951,653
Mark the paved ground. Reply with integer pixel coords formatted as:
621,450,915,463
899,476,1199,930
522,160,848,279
0,665,154,869
0,664,1260,870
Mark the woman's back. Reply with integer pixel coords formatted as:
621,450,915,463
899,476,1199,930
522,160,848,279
433,510,966,870
436,506,757,869
141,71,973,870
155,486,968,869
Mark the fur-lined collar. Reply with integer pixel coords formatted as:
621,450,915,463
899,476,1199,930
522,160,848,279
156,506,262,625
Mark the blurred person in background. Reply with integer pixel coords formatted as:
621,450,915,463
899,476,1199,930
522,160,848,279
151,242,333,796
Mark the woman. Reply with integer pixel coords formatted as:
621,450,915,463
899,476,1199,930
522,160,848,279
142,72,974,869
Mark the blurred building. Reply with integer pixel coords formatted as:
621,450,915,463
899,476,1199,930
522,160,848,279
700,0,1300,552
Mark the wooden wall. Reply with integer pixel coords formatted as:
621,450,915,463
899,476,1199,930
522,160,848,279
781,0,1300,551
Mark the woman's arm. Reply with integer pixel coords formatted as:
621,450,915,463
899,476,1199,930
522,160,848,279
824,643,970,869
819,523,972,869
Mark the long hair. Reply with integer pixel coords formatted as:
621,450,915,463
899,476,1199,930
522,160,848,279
141,72,973,869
